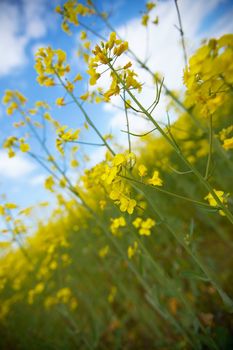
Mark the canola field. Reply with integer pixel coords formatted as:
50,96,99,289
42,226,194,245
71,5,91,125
0,1,233,349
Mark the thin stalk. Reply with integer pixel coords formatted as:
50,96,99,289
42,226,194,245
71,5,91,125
109,64,233,224
123,89,132,155
3,212,32,264
135,235,219,349
133,182,233,311
56,73,115,156
68,140,105,146
15,114,199,337
120,175,217,209
90,7,233,173
77,199,195,345
205,114,213,180
174,0,188,67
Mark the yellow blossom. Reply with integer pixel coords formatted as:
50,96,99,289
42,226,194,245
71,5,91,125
44,176,55,192
138,164,148,177
223,137,233,150
127,241,138,259
119,197,137,215
56,97,65,106
133,217,155,236
204,189,229,216
20,143,30,153
148,170,163,186
110,216,126,235
141,14,149,26
98,245,109,258
73,73,82,82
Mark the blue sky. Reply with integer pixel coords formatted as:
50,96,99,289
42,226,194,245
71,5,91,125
0,0,233,219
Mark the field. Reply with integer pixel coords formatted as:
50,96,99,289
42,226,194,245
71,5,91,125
0,1,233,349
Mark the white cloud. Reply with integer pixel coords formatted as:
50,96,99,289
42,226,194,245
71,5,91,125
23,0,47,39
87,146,107,167
0,0,53,77
29,174,46,186
0,151,36,179
0,2,27,76
102,0,233,139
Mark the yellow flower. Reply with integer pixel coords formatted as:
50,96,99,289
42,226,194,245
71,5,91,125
112,153,127,166
223,137,233,150
119,197,137,215
138,164,147,177
80,31,87,40
141,14,149,26
57,288,71,303
101,166,118,185
139,218,155,236
80,92,89,101
133,217,142,228
20,143,30,153
35,47,70,86
56,97,65,106
34,283,44,294
0,205,5,216
70,159,79,168
73,73,82,82
110,216,126,235
133,217,156,236
127,241,138,259
98,245,109,258
65,81,74,92
99,200,106,210
84,41,91,50
44,176,55,192
5,203,18,210
148,170,163,186
146,2,156,11
204,189,229,216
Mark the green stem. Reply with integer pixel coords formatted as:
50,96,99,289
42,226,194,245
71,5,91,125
56,74,115,156
135,235,219,349
204,114,213,179
123,89,132,155
90,12,233,174
133,182,233,311
121,175,215,209
109,64,233,225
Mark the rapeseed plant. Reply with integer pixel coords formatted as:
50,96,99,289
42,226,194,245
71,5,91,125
0,1,233,349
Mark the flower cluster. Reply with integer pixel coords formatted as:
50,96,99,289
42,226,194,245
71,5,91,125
141,2,158,27
98,245,110,258
55,0,94,35
2,90,27,116
219,125,233,151
184,35,233,118
204,189,229,216
3,136,30,158
110,216,126,236
35,47,70,86
103,153,137,214
88,32,142,100
44,287,78,311
127,241,138,259
28,283,44,304
133,217,156,236
56,126,80,155
148,170,163,186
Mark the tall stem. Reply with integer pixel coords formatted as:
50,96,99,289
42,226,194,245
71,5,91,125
109,64,233,224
